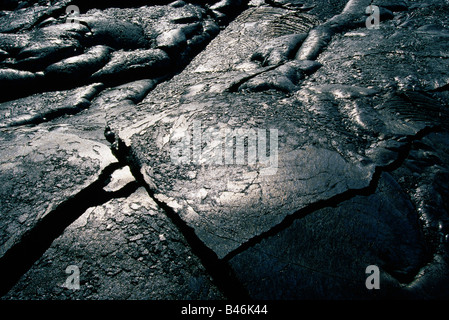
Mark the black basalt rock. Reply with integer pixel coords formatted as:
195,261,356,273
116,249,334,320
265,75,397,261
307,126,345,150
0,0,448,302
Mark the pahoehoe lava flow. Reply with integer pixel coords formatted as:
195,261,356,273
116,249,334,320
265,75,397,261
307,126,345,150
0,0,449,300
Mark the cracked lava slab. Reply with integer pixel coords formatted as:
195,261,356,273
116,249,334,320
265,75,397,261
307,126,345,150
1,0,449,300
2,187,224,300
0,125,118,263
105,1,449,298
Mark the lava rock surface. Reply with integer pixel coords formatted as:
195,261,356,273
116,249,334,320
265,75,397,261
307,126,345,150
0,0,448,300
